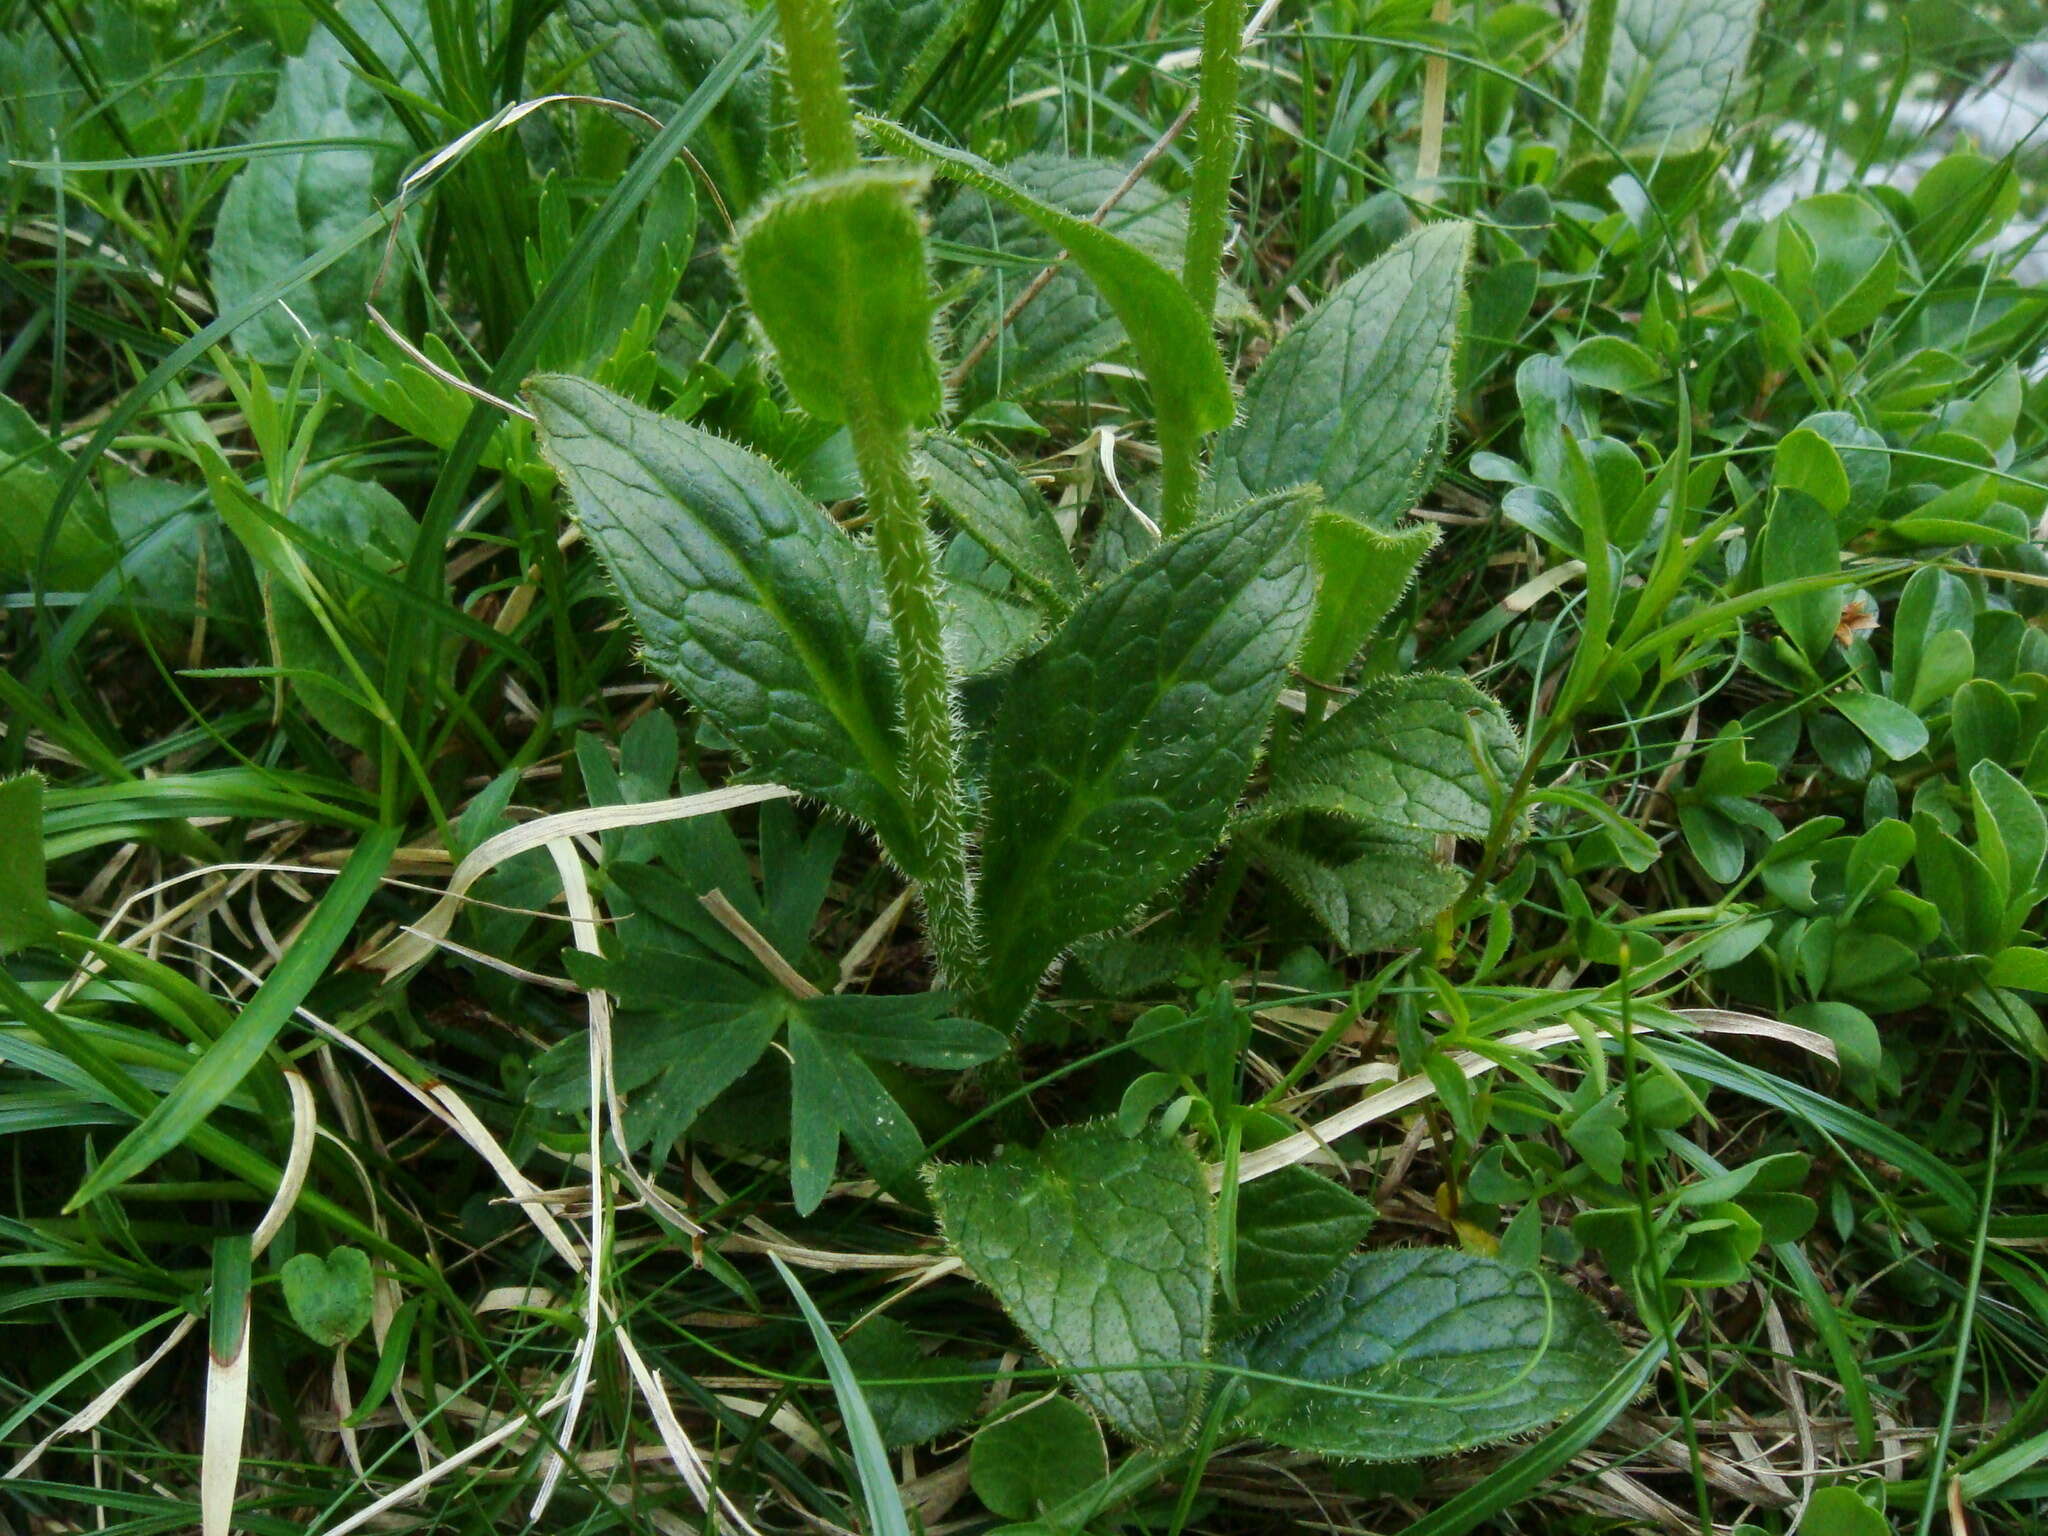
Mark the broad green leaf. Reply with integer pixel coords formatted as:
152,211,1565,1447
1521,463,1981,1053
1240,675,1519,952
1591,0,1762,152
930,1122,1214,1444
1972,761,2047,907
734,168,941,428
280,1246,375,1347
1775,428,1851,514
942,580,1045,675
1563,335,1665,394
1909,152,2021,266
970,1396,1107,1520
1914,811,2006,956
1249,675,1516,838
1797,1487,1889,1536
973,490,1313,1025
865,119,1234,444
1758,490,1841,664
1213,223,1472,530
1298,517,1437,684
1227,1167,1376,1333
269,475,420,752
1830,691,1928,762
0,393,117,588
527,375,920,861
0,775,53,955
920,434,1080,615
926,150,1201,406
1990,947,2048,992
1229,1250,1628,1460
210,13,428,363
564,0,769,202
843,1317,983,1448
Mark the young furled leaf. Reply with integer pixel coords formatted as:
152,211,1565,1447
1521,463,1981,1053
1239,675,1519,952
527,375,923,865
1228,1250,1628,1460
973,490,1314,1026
930,1122,1213,1444
1297,517,1437,685
733,167,942,429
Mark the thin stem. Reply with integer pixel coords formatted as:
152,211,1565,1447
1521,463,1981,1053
773,0,858,175
1565,0,1619,163
1182,0,1246,321
844,392,981,991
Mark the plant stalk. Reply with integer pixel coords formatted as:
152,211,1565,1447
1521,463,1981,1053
1565,0,1619,163
769,0,981,990
773,0,859,175
1182,0,1246,322
844,393,981,990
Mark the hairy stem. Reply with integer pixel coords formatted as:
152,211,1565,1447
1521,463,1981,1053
772,0,858,175
1182,0,1246,321
844,393,981,991
1158,410,1203,536
1565,0,1619,163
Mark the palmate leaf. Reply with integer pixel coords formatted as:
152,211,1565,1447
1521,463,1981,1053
1241,675,1519,952
1227,1250,1628,1461
974,489,1315,1025
930,1122,1214,1444
527,375,922,862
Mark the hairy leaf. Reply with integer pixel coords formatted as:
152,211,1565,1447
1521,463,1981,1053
1213,223,1471,530
974,490,1314,1024
734,168,941,428
565,0,769,200
1593,0,1762,151
867,120,1234,445
1241,675,1519,951
1228,1167,1376,1334
925,150,1195,405
920,433,1080,615
1298,517,1438,684
280,1247,375,1348
930,1122,1214,1444
527,375,919,858
1229,1250,1628,1460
